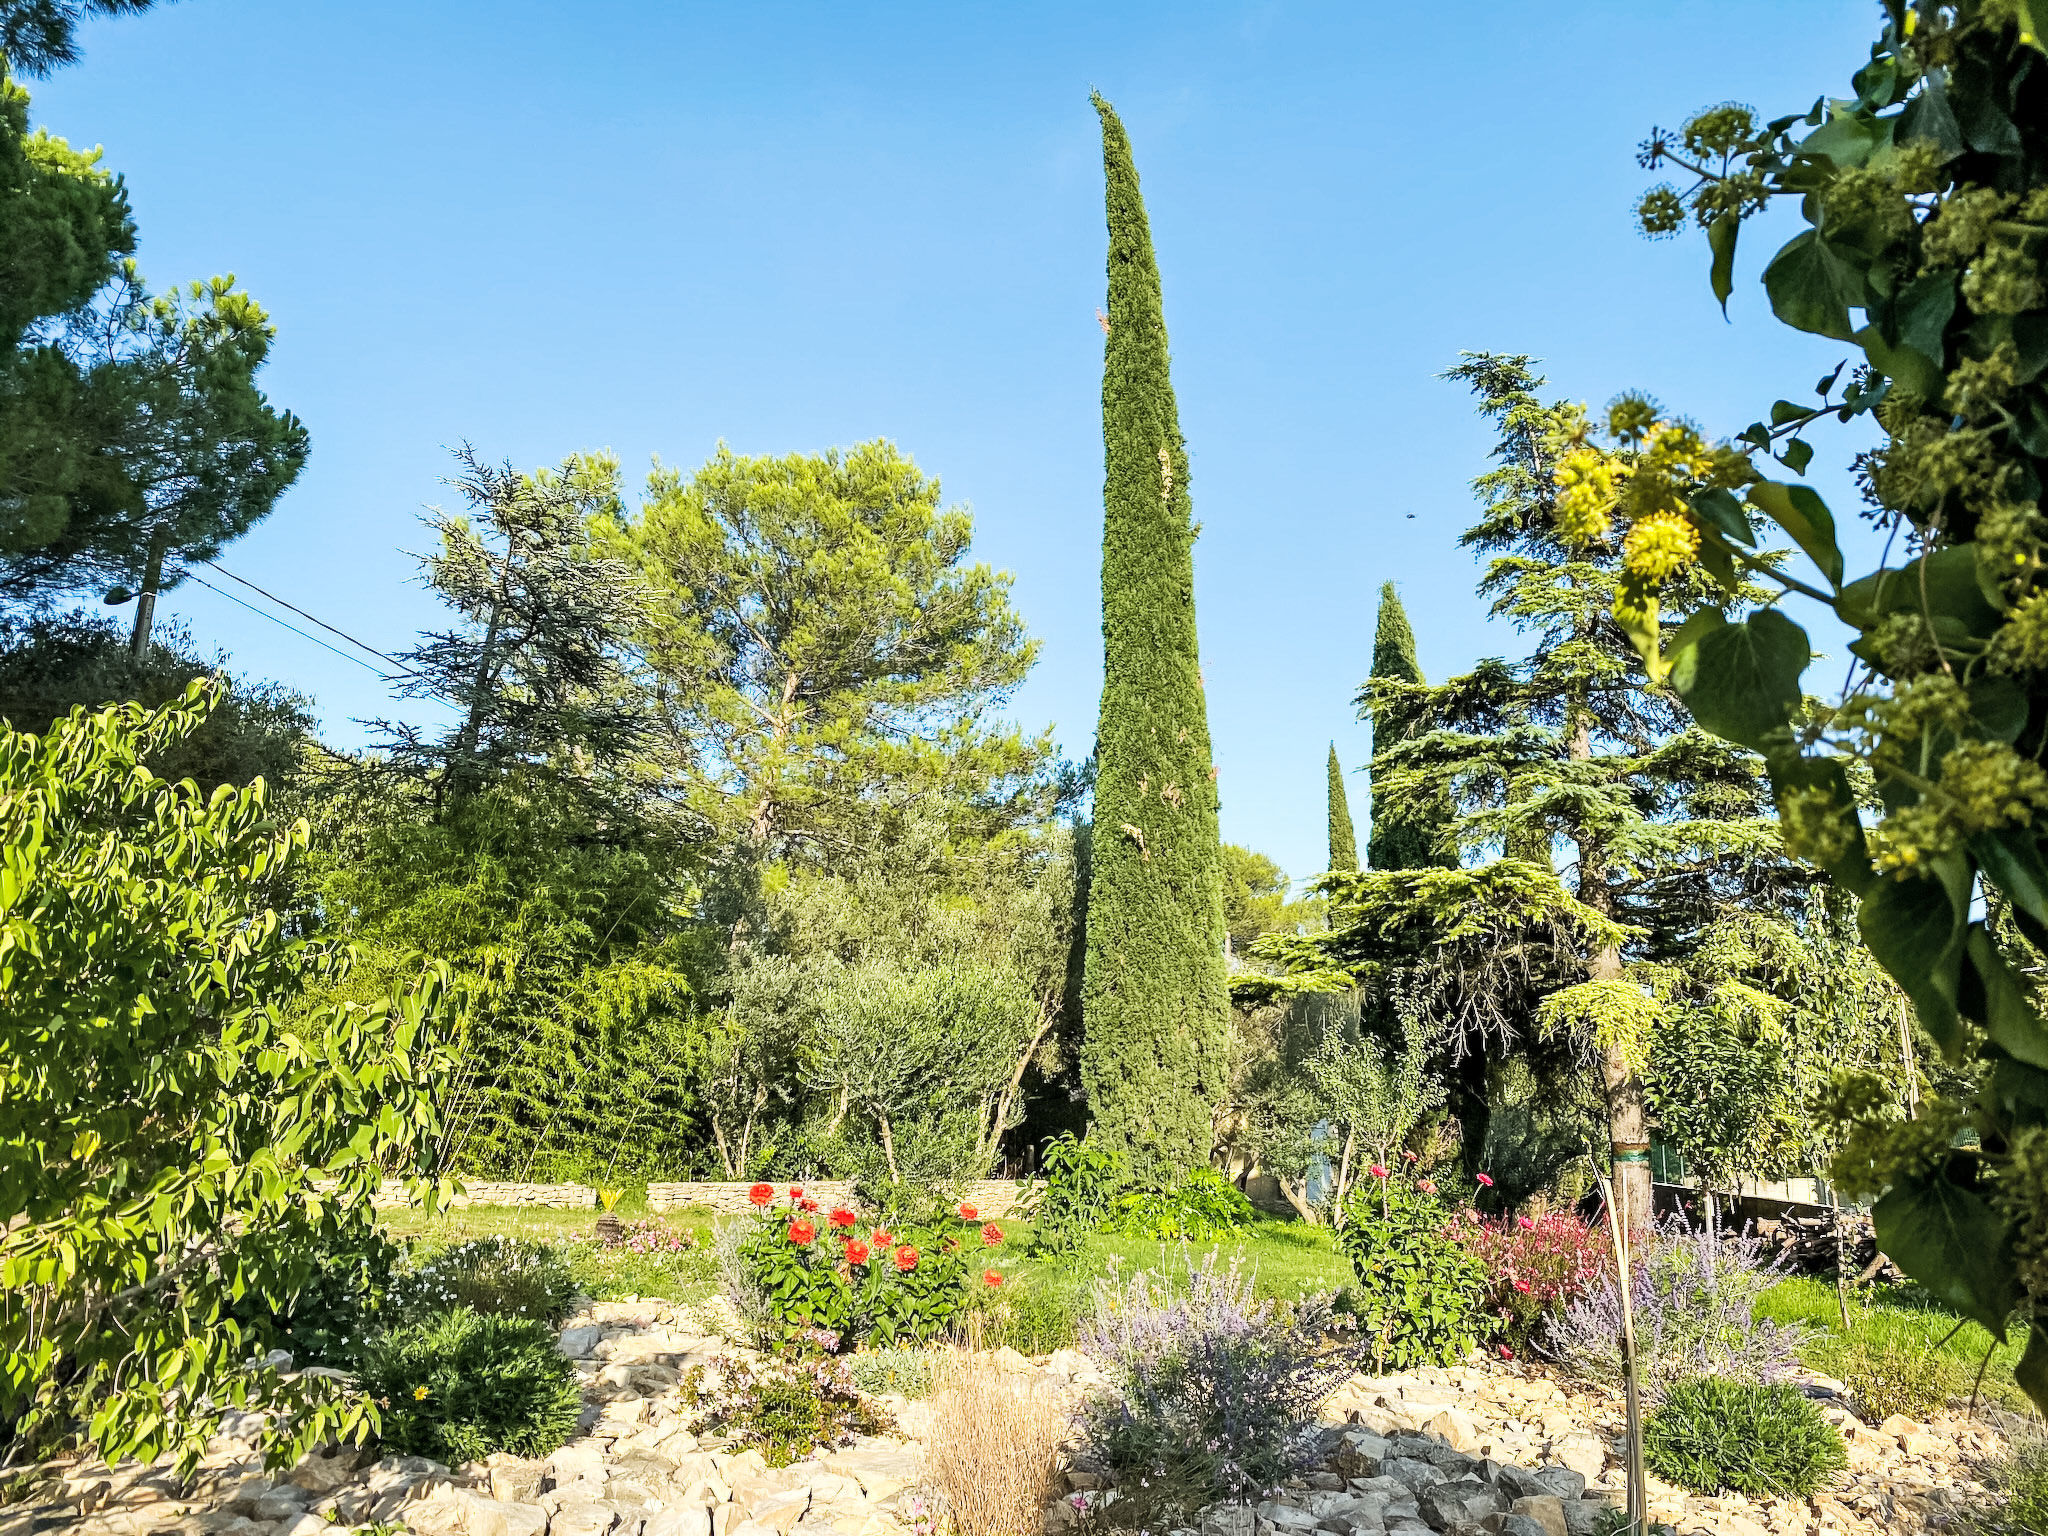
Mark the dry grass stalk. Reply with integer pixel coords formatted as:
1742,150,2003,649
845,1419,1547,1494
920,1351,1070,1536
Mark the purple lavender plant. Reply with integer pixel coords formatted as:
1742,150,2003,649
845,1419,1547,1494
1548,1214,1807,1401
1080,1250,1367,1505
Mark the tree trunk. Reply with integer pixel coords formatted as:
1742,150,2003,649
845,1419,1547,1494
1275,1174,1319,1225
1333,1125,1357,1227
878,1113,900,1183
130,531,169,660
712,1117,737,1178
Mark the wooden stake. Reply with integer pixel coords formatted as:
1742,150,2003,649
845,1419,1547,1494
1594,1159,1646,1533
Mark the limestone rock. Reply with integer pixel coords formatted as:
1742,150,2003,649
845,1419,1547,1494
1507,1494,1567,1536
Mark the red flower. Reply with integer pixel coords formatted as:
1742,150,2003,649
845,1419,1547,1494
748,1182,775,1206
1417,1179,1437,1193
1498,1344,1515,1360
893,1244,919,1272
845,1239,871,1265
829,1208,857,1229
799,1197,820,1213
1516,1215,1535,1230
983,1269,1004,1286
1400,1150,1419,1163
1513,1279,1532,1294
788,1219,817,1245
981,1222,1003,1246
1476,1173,1495,1188
1369,1164,1388,1179
788,1185,805,1199
959,1203,979,1221
872,1228,894,1247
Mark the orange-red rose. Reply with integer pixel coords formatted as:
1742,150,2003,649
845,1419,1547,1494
788,1219,817,1245
845,1239,871,1265
748,1183,774,1206
981,1222,1002,1246
983,1269,1003,1286
893,1244,918,1272
958,1203,979,1221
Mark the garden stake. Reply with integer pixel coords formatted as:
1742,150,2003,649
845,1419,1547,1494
1829,1182,1851,1332
1593,1161,1647,1534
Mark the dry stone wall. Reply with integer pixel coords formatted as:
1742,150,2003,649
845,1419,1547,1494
324,1179,1030,1215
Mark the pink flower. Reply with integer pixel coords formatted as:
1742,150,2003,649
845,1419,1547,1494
1476,1173,1495,1188
1369,1164,1389,1179
1417,1179,1437,1194
1401,1150,1419,1163
1498,1344,1515,1360
1516,1215,1535,1230
1514,1279,1532,1294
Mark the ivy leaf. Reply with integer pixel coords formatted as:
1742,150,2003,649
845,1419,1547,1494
1768,752,1874,896
1668,608,1808,752
1764,229,1866,341
1770,400,1809,426
1859,868,1967,1056
1747,481,1844,588
1688,487,1755,548
1966,929,2048,1070
1708,215,1739,317
1873,1170,2019,1341
1778,437,1814,475
1898,69,1966,159
1973,827,2048,928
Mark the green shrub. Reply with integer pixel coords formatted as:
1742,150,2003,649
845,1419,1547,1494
845,1347,937,1398
1644,1377,1847,1497
690,1353,890,1466
1334,1172,1489,1371
1805,1331,1969,1423
567,1219,714,1301
1967,1436,2048,1536
226,1223,405,1368
390,1237,580,1326
1024,1134,1122,1256
1102,1168,1256,1242
355,1307,582,1463
979,1277,1087,1354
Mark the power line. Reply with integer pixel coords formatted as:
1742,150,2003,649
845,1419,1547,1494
197,559,412,672
175,569,398,680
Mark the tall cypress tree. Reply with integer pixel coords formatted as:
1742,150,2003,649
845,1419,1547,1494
1326,743,1358,872
1362,584,1441,870
1079,94,1229,1184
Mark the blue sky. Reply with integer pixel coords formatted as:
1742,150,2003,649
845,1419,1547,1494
33,0,1887,884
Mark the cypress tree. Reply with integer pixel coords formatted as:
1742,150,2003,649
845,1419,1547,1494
1326,743,1358,872
1362,584,1441,870
1079,94,1229,1185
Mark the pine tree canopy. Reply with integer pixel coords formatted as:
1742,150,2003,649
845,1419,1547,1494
1078,93,1229,1187
1326,742,1358,872
1264,354,1913,1191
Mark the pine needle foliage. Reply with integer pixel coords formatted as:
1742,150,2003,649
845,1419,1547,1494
1326,743,1358,873
1079,94,1229,1185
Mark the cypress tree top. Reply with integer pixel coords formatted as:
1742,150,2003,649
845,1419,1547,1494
1326,742,1358,872
1079,93,1229,1185
1362,583,1441,871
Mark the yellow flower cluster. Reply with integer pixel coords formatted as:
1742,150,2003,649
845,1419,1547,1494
1550,404,1747,596
1621,512,1701,581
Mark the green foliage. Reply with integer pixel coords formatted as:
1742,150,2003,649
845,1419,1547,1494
226,1224,404,1370
1810,1330,1970,1423
0,611,312,791
0,60,305,605
1758,1275,2031,1414
1081,94,1229,1185
1326,744,1358,873
687,1353,890,1468
1615,2,2048,1406
0,685,460,1472
1025,1132,1124,1256
1968,1436,2048,1536
354,1307,582,1464
604,438,1050,869
0,0,157,75
731,1192,988,1348
388,1237,581,1328
1643,1377,1846,1497
843,1347,938,1399
1362,584,1441,872
1335,1170,1489,1370
979,1274,1089,1354
1102,1168,1256,1242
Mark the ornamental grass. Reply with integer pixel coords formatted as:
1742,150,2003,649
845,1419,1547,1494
919,1351,1070,1536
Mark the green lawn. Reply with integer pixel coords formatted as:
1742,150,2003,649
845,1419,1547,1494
1757,1275,2033,1415
375,1201,1350,1339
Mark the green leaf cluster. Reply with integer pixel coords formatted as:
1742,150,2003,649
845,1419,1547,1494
0,683,461,1472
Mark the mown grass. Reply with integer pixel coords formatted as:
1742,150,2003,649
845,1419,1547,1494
1757,1275,2033,1417
376,1201,1348,1342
